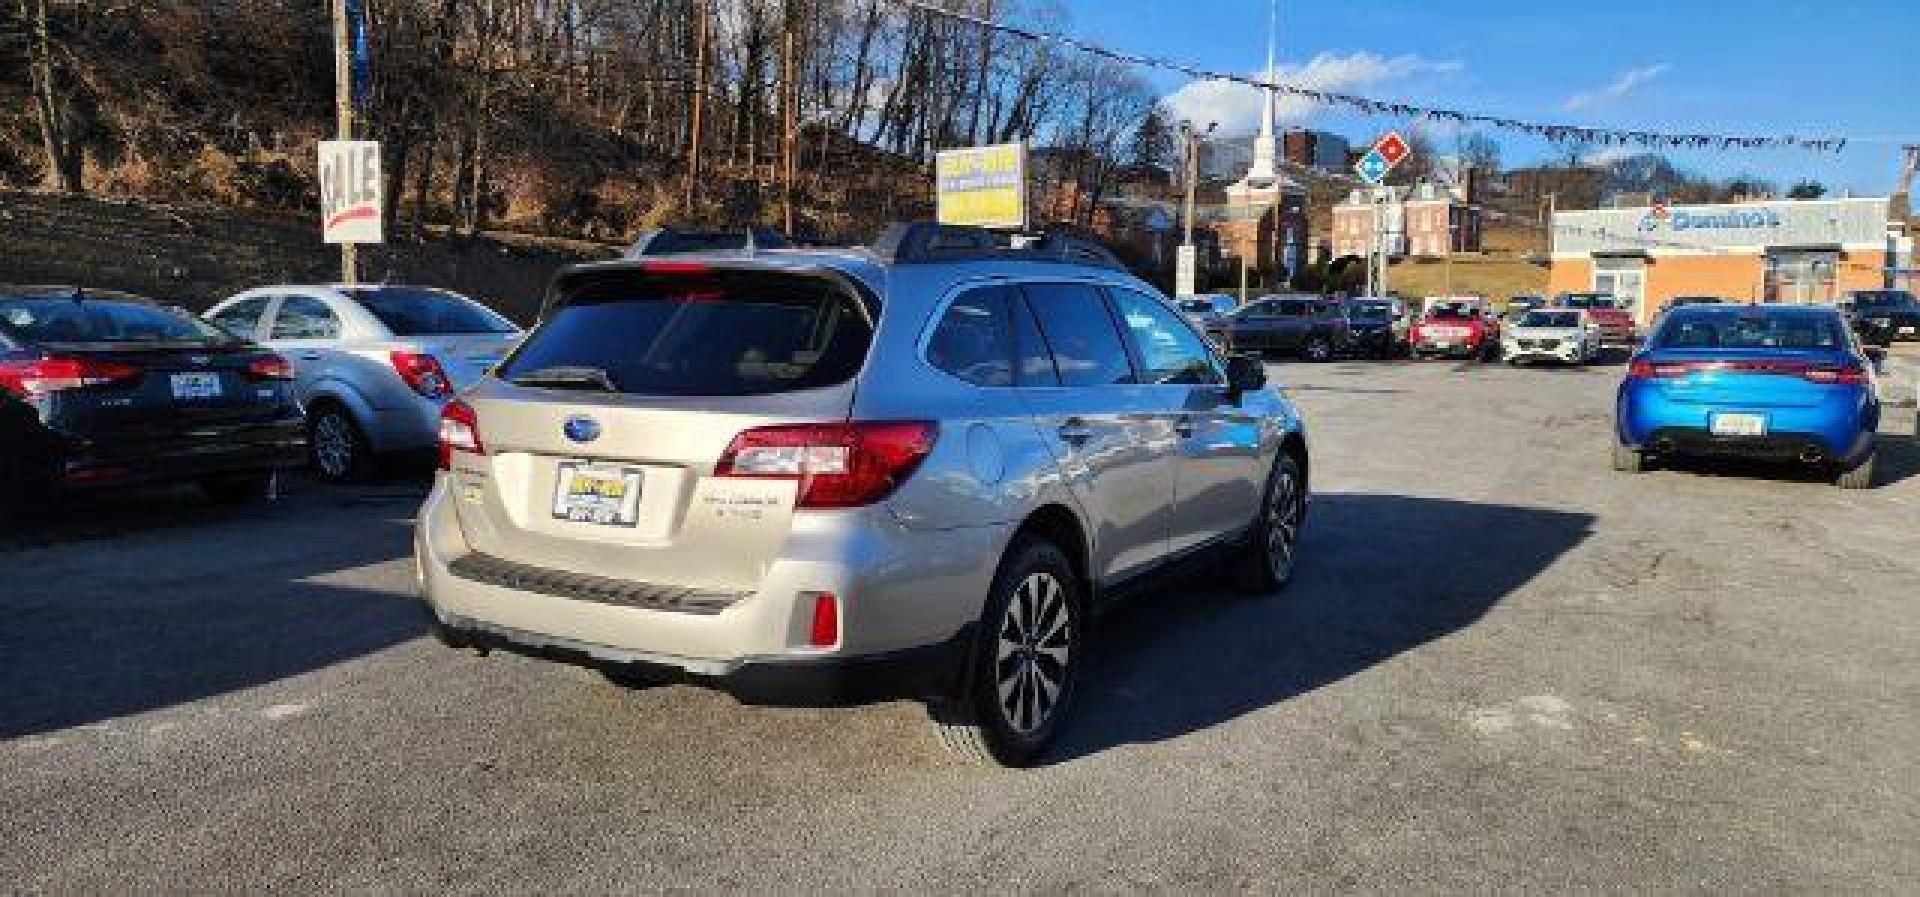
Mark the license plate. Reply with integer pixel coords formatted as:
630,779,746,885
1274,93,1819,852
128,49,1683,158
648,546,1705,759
170,372,222,400
551,461,643,526
1710,413,1767,437
1901,326,1916,335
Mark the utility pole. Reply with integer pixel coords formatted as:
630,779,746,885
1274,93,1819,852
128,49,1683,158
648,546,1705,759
781,0,798,236
686,0,710,215
331,0,357,284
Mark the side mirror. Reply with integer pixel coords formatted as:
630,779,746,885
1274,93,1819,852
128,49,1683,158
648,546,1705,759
1226,354,1266,399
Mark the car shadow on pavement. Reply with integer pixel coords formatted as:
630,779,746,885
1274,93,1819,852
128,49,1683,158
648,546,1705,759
1048,493,1595,764
0,491,425,739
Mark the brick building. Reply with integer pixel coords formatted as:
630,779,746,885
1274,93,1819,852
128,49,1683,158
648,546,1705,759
1331,182,1482,260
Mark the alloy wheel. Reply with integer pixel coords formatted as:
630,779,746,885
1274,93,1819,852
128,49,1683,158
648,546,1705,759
1304,338,1332,361
1264,466,1302,580
312,412,355,480
994,571,1072,735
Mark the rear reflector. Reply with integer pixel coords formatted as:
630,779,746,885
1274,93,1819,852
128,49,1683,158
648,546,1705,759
714,421,937,509
437,400,485,469
809,593,840,648
0,356,142,398
391,350,453,398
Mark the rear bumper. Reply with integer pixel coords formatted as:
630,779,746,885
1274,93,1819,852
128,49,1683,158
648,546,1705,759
1618,388,1876,464
412,476,1001,705
56,416,308,489
428,610,971,706
1505,341,1585,362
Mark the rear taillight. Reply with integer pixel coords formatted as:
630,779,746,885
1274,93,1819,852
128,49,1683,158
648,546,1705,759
0,356,141,399
1629,359,1867,384
391,350,452,398
715,421,938,509
1802,364,1867,385
245,354,295,381
1628,359,1690,379
437,400,484,469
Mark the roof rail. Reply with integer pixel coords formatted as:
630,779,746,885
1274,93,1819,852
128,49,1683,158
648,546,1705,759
869,221,1125,271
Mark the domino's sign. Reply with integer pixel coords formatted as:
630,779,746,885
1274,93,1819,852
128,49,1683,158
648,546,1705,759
1638,205,1782,234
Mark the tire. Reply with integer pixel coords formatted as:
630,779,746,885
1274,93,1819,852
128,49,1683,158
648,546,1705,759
931,537,1083,767
199,471,276,505
1611,440,1646,473
1231,452,1306,594
1836,452,1876,489
1301,335,1333,363
308,404,373,483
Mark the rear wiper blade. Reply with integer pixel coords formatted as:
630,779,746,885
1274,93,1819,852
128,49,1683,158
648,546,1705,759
508,366,618,391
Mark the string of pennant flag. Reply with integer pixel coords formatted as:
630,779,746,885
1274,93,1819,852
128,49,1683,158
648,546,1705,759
882,0,1866,155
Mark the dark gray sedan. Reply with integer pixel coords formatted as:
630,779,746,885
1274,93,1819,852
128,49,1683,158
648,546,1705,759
1206,295,1352,361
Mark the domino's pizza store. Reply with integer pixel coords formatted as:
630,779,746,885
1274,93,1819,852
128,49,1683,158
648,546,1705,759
1548,197,1913,326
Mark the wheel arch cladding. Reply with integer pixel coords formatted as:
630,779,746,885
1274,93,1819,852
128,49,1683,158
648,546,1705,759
1014,503,1090,606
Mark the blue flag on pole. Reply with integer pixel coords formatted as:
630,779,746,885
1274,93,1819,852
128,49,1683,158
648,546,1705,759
345,0,372,111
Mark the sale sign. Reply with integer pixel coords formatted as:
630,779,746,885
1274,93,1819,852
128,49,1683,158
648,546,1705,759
318,140,383,245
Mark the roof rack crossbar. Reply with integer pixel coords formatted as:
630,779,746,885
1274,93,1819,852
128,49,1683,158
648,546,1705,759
870,221,1124,270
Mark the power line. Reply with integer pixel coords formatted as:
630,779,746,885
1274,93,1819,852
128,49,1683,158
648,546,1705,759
881,0,1905,155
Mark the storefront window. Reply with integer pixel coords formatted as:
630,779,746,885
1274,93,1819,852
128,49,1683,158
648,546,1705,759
1764,250,1838,304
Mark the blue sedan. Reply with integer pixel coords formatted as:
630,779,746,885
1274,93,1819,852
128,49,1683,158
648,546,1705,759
1614,305,1882,488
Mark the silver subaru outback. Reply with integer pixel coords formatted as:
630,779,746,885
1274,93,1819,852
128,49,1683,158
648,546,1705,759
415,223,1312,766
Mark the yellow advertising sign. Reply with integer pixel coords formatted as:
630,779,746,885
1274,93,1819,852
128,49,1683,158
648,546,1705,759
935,143,1028,230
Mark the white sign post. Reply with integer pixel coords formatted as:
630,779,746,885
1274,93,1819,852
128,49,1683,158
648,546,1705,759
1175,244,1198,297
319,140,383,245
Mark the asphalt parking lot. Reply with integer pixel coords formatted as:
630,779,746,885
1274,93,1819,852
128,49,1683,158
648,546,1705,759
4,355,1919,891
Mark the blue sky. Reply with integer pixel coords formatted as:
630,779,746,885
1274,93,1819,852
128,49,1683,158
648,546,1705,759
1062,0,1918,195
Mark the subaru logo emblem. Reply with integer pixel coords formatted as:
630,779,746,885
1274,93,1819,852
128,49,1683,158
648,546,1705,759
562,415,601,444
188,355,211,366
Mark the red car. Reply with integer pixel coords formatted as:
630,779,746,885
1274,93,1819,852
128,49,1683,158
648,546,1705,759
1554,292,1636,350
1411,300,1500,360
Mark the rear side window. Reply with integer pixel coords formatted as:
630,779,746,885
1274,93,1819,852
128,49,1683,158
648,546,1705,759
345,287,515,335
1020,283,1134,387
208,296,271,338
0,295,231,346
927,286,1014,387
502,269,872,396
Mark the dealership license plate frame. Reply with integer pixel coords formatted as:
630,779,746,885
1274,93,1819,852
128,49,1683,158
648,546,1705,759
551,460,645,527
1710,412,1768,438
169,372,223,401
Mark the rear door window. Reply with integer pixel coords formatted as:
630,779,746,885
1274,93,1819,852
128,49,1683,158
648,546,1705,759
208,296,272,339
270,296,342,340
927,286,1014,387
344,287,515,336
1019,283,1134,387
501,268,872,396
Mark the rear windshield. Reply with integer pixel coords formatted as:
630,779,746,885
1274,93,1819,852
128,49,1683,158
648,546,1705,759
1851,291,1914,307
1428,305,1476,320
1522,311,1580,328
343,287,515,335
1348,303,1390,319
0,294,234,346
501,269,872,396
1653,310,1847,351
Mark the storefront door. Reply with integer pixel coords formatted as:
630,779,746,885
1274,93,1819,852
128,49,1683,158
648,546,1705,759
1594,260,1646,322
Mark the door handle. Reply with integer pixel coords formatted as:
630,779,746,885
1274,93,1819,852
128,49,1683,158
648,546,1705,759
1057,419,1094,443
296,352,323,361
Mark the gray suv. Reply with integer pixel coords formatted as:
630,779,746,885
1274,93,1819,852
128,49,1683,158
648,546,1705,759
415,224,1312,766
